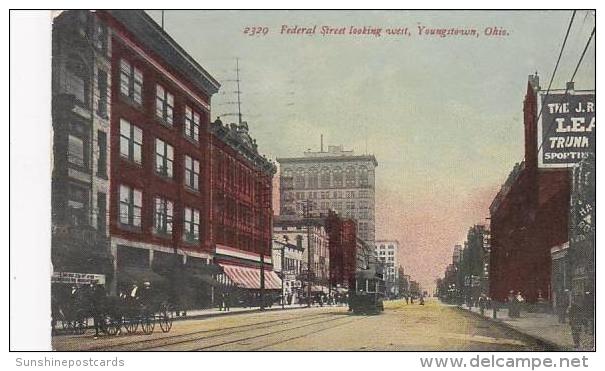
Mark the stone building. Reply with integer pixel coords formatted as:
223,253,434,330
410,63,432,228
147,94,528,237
277,144,377,248
375,240,400,296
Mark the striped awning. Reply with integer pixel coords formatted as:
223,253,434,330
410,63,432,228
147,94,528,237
219,264,282,290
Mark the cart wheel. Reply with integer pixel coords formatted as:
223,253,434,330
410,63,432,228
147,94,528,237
141,316,155,335
104,317,119,336
124,319,138,334
159,310,173,333
74,317,88,335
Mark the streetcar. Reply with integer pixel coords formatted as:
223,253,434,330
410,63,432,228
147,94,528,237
349,270,386,314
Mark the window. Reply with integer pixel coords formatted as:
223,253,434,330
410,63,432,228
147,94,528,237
155,139,174,178
333,167,343,188
345,166,356,187
320,167,331,188
97,130,107,177
120,59,143,104
294,168,305,189
154,197,173,235
156,85,174,124
183,207,200,242
97,192,106,233
119,119,142,164
97,70,108,117
185,155,200,191
308,168,318,189
68,184,88,226
119,185,142,227
64,56,89,105
93,21,108,54
184,106,200,141
359,166,369,187
68,134,86,167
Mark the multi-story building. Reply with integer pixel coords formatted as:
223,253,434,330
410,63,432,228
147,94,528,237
272,236,305,301
488,74,594,303
51,10,280,306
277,144,378,247
209,119,280,291
94,10,221,296
273,215,330,291
325,211,358,289
375,240,400,296
51,10,114,285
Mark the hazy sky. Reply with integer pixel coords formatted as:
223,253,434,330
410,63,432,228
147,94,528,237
147,10,595,289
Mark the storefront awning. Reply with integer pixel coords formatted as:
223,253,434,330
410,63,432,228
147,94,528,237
219,264,282,290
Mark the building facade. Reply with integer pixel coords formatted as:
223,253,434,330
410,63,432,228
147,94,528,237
489,74,573,303
277,145,378,247
272,237,305,302
273,215,330,292
51,10,114,285
375,240,400,296
208,118,279,292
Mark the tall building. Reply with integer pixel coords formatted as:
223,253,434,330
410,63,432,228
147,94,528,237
277,144,378,248
489,74,593,303
374,240,400,296
51,10,114,285
208,118,279,292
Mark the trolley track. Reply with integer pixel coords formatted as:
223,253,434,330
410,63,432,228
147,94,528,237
146,313,369,351
88,311,332,351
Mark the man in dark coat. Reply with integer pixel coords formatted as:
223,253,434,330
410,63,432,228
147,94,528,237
92,283,106,339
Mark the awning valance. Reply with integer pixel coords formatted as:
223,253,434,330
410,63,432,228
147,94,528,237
219,264,282,290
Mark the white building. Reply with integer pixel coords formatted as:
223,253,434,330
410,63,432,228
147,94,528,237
277,144,377,248
375,240,400,296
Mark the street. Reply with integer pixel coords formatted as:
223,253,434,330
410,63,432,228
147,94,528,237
52,299,549,351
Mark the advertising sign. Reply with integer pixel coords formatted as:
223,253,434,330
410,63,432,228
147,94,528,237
51,272,106,285
537,90,595,168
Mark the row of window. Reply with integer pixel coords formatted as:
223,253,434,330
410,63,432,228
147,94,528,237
118,184,201,242
282,165,371,189
119,118,201,191
287,190,371,201
120,59,202,143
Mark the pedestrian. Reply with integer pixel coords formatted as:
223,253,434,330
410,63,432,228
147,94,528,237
91,283,106,339
568,301,583,349
224,291,231,312
405,295,409,305
419,295,425,305
218,292,224,311
478,295,485,316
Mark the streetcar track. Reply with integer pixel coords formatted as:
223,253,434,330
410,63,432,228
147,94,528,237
91,312,333,351
179,315,362,351
249,315,371,351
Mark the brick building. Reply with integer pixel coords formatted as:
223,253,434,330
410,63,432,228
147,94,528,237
209,119,280,291
489,74,571,303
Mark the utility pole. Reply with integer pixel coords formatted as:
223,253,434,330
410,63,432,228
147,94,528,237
260,251,265,311
303,200,313,308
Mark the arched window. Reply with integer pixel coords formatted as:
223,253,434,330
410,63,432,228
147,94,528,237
345,166,356,187
308,167,319,189
333,167,343,188
359,166,369,187
294,168,306,189
320,167,331,188
281,168,294,189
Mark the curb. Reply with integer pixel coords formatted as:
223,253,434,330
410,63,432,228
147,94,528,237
172,305,312,322
454,306,571,351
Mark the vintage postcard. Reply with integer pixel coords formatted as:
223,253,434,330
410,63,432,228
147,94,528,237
9,8,596,355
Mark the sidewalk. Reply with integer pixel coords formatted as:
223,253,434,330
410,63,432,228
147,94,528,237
456,304,594,351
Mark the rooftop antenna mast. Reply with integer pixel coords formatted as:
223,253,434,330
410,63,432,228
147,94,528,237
161,10,165,29
236,58,242,125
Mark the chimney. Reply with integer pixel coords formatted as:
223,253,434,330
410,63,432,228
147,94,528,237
528,72,540,91
566,81,575,93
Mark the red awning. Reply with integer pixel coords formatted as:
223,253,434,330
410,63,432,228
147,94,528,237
219,264,282,290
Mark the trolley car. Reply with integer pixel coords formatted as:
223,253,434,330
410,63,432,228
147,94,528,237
349,270,385,314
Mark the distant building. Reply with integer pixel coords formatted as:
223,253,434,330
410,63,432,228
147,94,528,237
375,240,400,296
273,215,330,293
272,237,305,302
277,144,377,248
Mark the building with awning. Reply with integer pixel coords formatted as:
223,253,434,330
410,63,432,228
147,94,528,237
215,244,282,291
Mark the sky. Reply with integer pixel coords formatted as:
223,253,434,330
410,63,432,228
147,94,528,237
147,10,595,290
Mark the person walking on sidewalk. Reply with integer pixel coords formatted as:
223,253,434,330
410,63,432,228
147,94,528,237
568,301,583,349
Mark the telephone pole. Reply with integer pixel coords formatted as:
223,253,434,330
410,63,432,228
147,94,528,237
302,200,313,307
